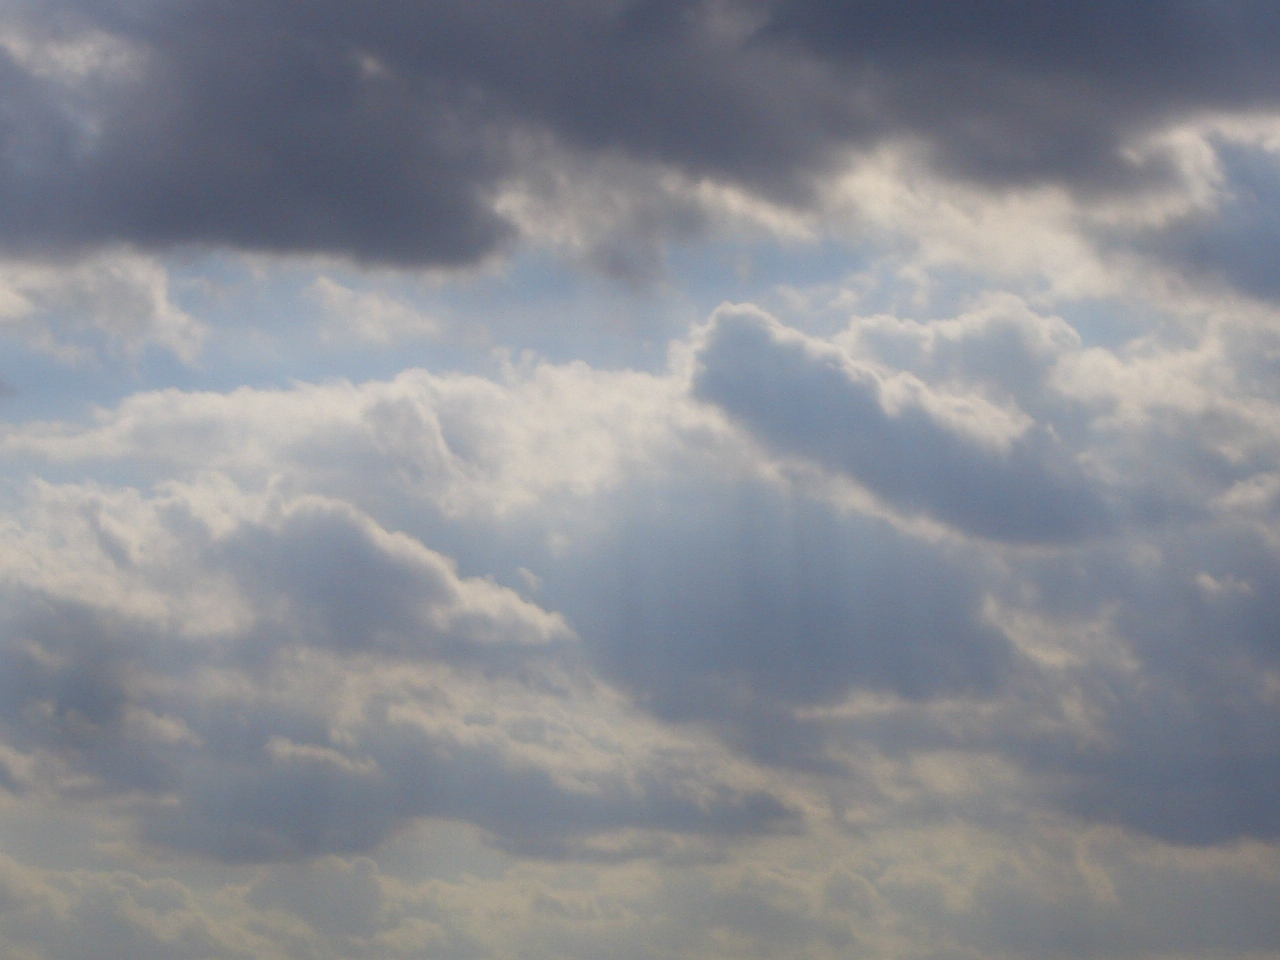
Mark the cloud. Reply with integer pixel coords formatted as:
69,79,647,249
4,1,1280,269
1137,135,1280,300
3,814,1280,960
0,477,796,862
0,357,703,527
1002,516,1280,845
307,276,439,344
5,296,1280,857
221,496,570,657
547,473,1012,768
692,303,1109,542
1,340,1016,745
0,855,244,960
0,251,204,362
766,0,1280,187
5,5,1280,958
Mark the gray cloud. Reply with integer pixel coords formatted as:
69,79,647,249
681,302,1280,844
555,477,1011,737
692,304,1109,542
0,859,242,960
0,599,180,797
1137,139,1280,300
9,6,1280,957
767,0,1280,186
4,1,1280,266
812,516,1280,847
0,487,796,863
1007,521,1280,845
148,696,796,862
219,498,572,664
6,308,1280,856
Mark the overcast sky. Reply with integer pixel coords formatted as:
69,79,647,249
3,3,1280,958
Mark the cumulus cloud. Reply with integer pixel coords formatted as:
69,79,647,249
2,343,1015,713
0,251,204,362
692,303,1109,542
304,275,442,345
2,276,1280,957
0,475,797,863
4,306,1278,857
1135,134,1280,300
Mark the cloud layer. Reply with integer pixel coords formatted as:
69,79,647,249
3,0,1280,272
6,4,1280,959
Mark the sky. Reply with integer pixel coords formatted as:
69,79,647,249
2,2,1280,958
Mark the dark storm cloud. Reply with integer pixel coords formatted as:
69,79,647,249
5,0,1280,264
0,1,512,264
766,0,1280,186
0,0,822,263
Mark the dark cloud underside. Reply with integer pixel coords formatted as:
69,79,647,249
5,0,1280,264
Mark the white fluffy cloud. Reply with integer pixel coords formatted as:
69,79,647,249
307,276,440,344
0,252,204,363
